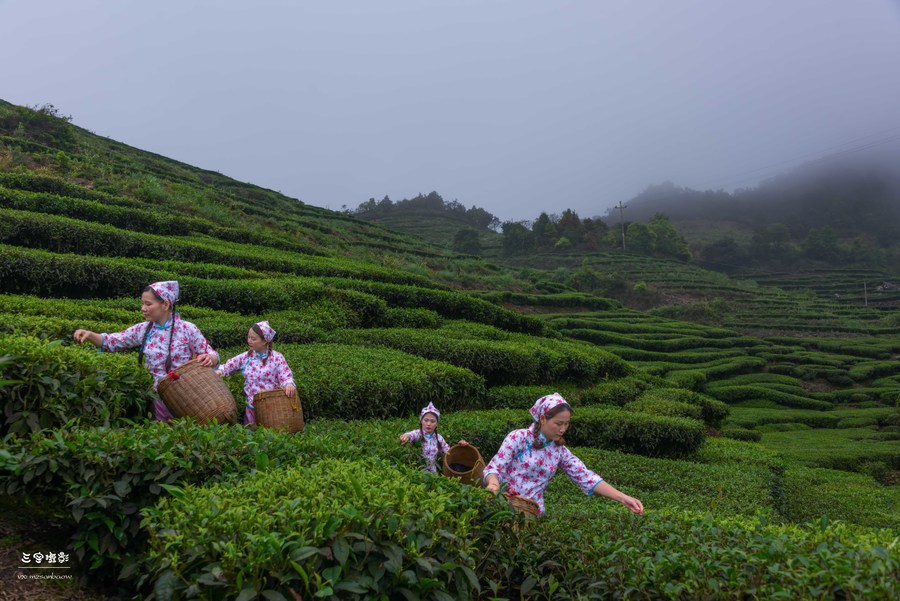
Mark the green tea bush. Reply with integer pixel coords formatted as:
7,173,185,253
0,245,390,323
636,387,729,427
710,384,833,410
546,445,775,517
222,343,487,420
721,427,762,442
625,398,703,421
0,420,418,577
0,296,356,347
689,436,785,474
442,406,705,458
578,377,653,406
760,427,900,474
781,466,900,529
483,384,578,409
330,327,629,386
727,406,896,430
0,334,152,436
481,509,899,599
473,290,621,310
140,459,504,600
0,186,198,234
379,306,443,328
0,207,443,288
321,278,545,334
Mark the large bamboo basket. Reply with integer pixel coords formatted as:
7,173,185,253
158,359,237,424
505,493,540,519
255,388,304,434
442,444,485,485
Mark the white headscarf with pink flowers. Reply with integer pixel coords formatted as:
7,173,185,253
255,321,276,343
529,392,569,422
420,402,440,420
149,281,179,306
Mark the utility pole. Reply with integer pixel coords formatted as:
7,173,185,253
616,201,628,251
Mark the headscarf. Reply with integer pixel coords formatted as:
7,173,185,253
149,281,179,305
255,320,276,343
420,402,440,420
529,392,568,422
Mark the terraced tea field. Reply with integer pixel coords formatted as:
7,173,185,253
0,99,897,598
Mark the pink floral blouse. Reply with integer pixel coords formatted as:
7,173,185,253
101,315,218,389
483,428,603,514
402,429,450,472
217,350,294,407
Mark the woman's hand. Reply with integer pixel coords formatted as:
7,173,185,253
485,476,501,495
399,434,411,445
214,369,225,377
457,439,469,446
195,353,215,367
73,329,99,346
621,495,644,515
284,384,296,397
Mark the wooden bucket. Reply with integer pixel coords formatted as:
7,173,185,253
158,359,237,424
255,388,304,434
505,493,540,519
442,444,485,485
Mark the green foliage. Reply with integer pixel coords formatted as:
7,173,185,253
759,427,900,474
481,509,899,599
577,377,653,406
379,306,443,329
483,385,578,410
721,427,762,442
710,384,834,410
140,459,503,600
781,466,900,529
626,398,703,421
330,326,630,386
0,334,152,436
452,226,482,254
441,406,706,458
547,445,775,517
636,387,730,427
727,406,897,430
0,102,76,149
227,343,487,420
0,420,417,577
322,278,545,334
0,206,441,287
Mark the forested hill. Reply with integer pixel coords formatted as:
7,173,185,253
616,154,900,269
620,157,900,243
350,154,900,273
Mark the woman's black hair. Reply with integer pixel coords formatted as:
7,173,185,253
251,324,273,366
138,285,176,371
532,402,572,448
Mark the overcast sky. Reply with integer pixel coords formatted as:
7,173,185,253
3,1,900,221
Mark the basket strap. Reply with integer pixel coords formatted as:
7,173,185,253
289,392,299,412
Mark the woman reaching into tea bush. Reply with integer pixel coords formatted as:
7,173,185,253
72,280,219,421
483,392,645,515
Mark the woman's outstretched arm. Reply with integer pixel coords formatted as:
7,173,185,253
592,481,644,515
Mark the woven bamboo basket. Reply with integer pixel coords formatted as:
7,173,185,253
505,493,540,519
254,388,304,434
158,359,237,424
442,444,485,485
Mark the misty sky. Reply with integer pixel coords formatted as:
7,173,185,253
3,1,900,221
